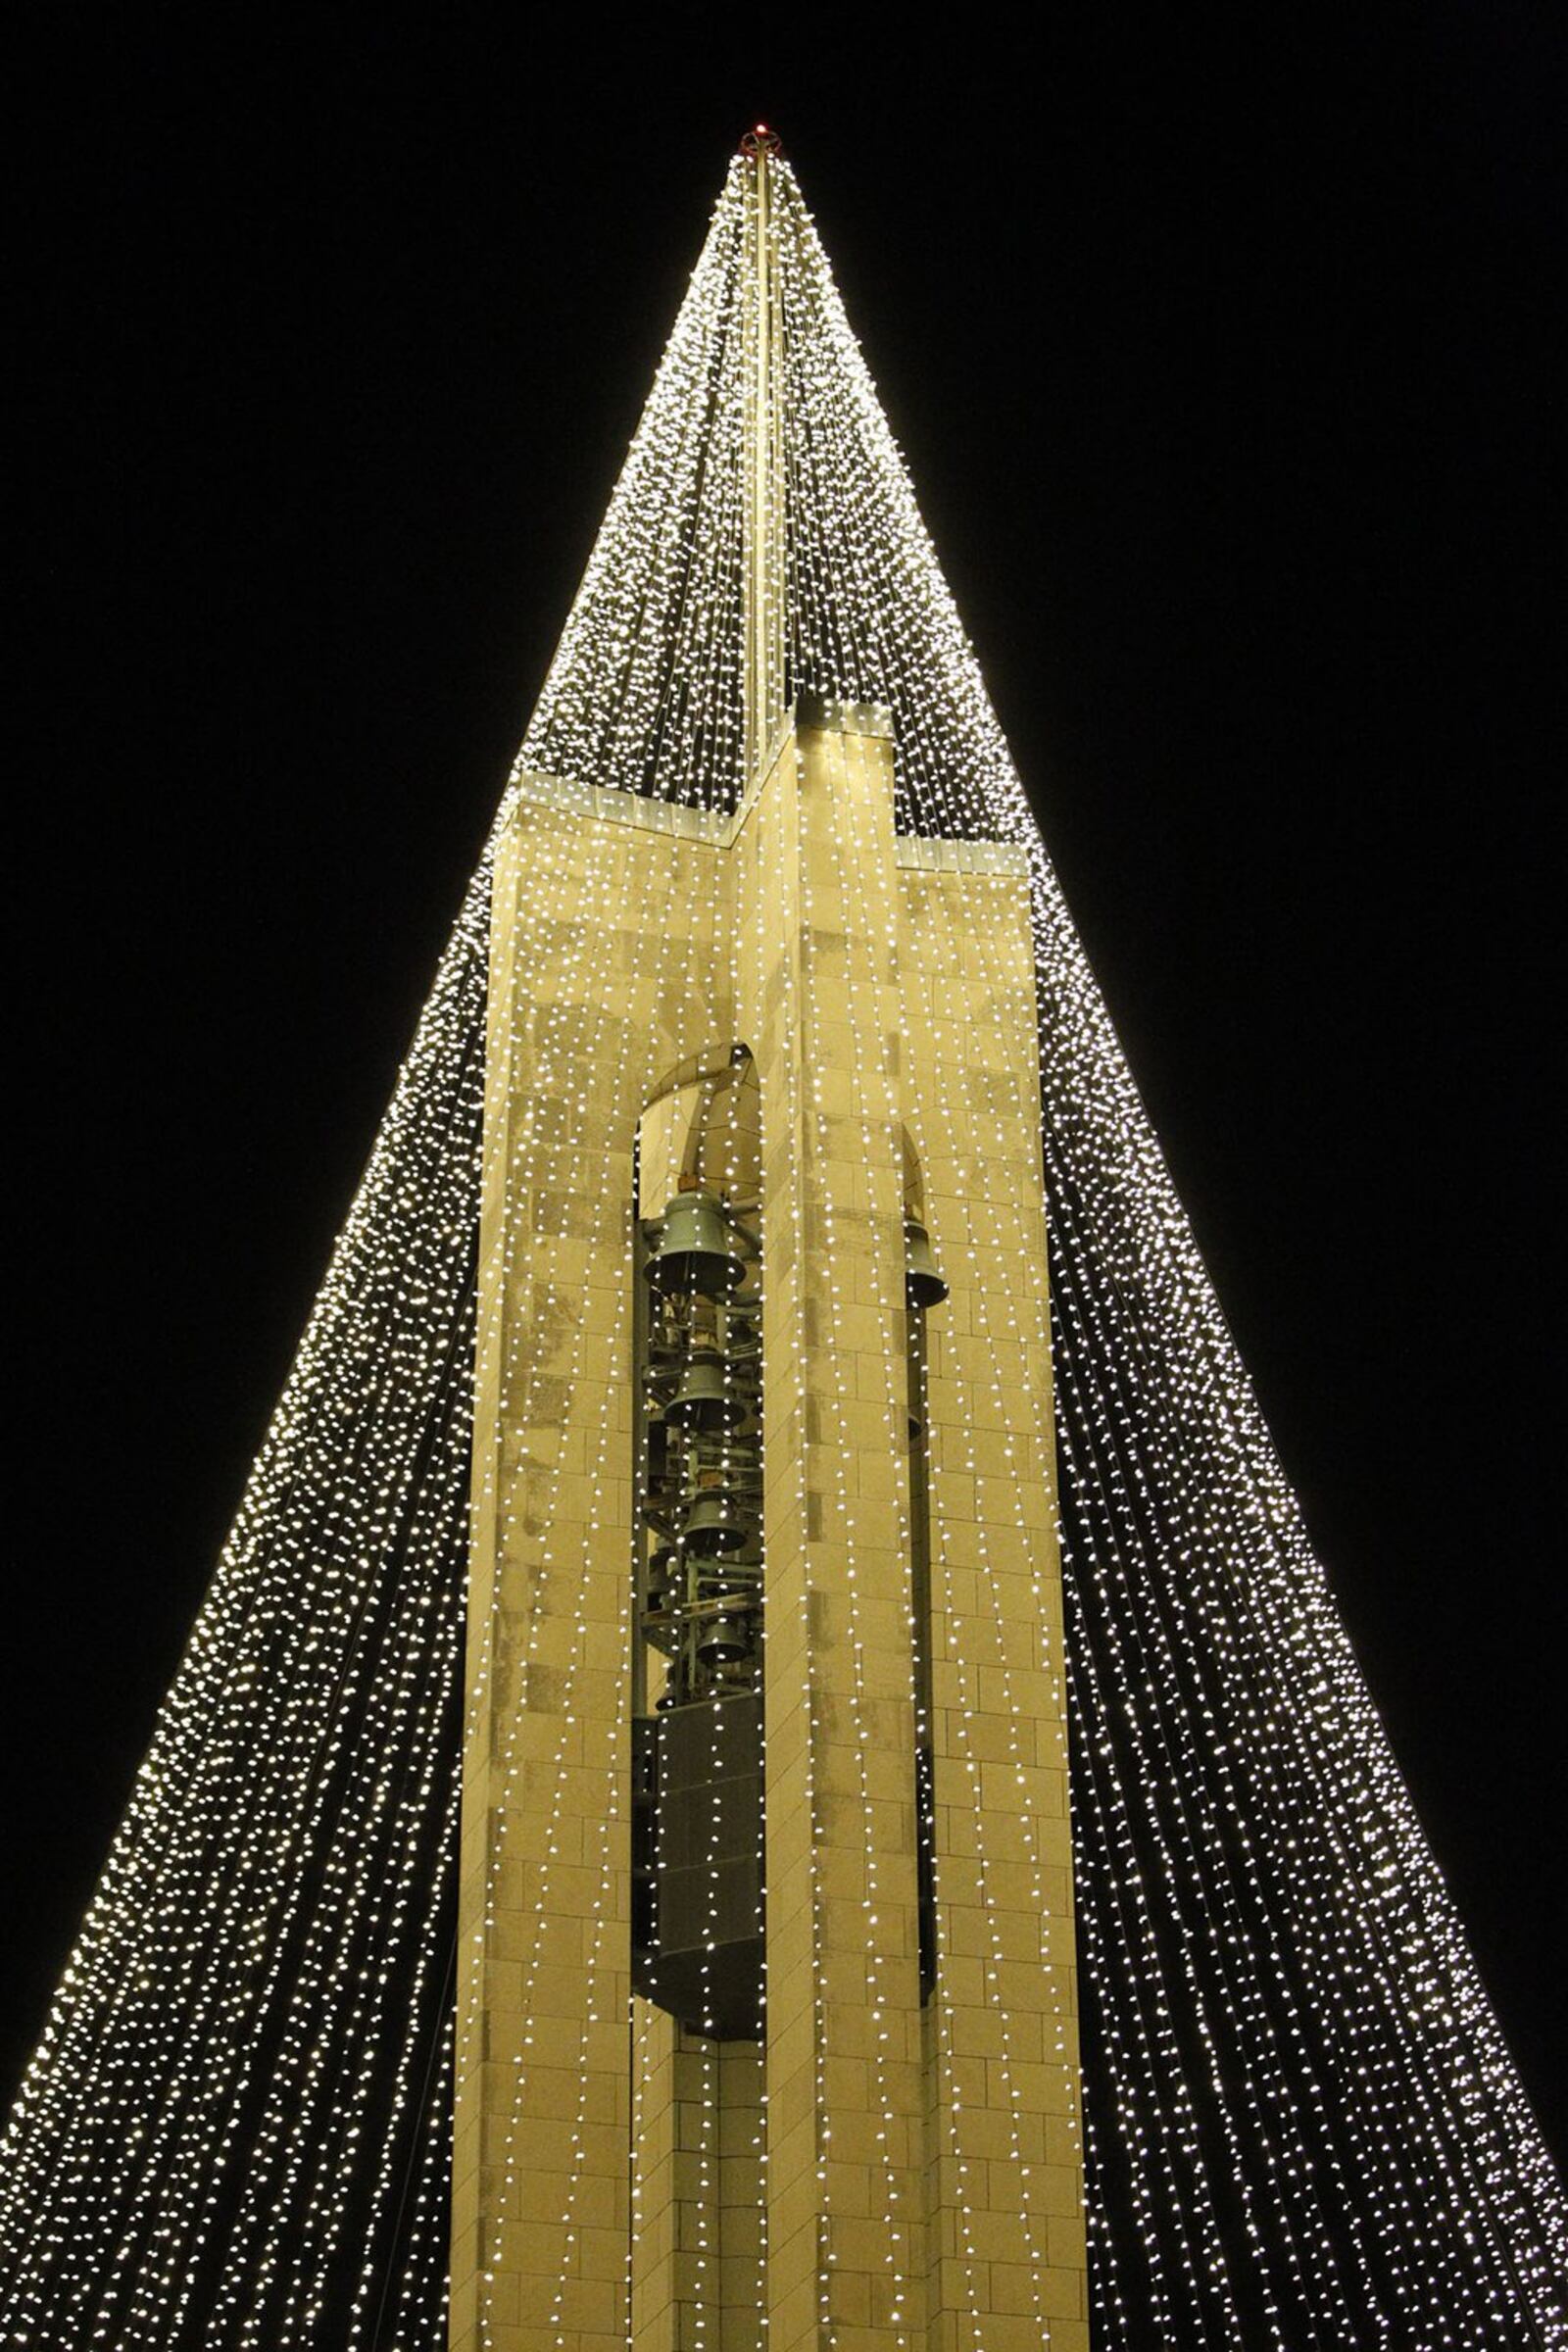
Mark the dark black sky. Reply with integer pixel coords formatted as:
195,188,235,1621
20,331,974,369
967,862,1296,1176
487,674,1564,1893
10,10,1563,2175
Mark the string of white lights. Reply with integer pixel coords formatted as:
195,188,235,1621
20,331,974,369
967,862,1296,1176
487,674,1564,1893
1,150,1561,2351
0,855,488,2343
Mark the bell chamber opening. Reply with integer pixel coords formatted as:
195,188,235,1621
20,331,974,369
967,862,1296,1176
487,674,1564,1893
630,1047,765,2041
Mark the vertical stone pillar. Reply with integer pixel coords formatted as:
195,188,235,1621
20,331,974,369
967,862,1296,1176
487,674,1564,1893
630,1972,764,2352
452,782,732,2352
629,2001,680,2352
898,841,1088,2352
750,704,932,2352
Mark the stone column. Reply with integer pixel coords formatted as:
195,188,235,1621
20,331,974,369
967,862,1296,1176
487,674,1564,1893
898,838,1088,2352
749,705,932,2352
451,781,732,2352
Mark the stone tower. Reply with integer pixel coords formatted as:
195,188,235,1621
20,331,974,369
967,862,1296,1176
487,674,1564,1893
449,133,1087,2352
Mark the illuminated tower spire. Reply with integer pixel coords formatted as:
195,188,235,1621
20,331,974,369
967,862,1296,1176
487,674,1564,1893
447,120,1089,2352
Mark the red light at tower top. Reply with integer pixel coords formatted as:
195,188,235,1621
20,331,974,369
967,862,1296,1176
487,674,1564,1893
740,123,783,160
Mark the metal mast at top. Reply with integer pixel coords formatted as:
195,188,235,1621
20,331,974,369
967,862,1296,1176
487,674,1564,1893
740,124,787,779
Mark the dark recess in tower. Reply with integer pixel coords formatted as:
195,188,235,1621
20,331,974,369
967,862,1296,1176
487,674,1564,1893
631,1069,765,2043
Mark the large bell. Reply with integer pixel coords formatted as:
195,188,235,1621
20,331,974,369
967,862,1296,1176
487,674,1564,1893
647,1190,746,1298
905,1219,949,1310
665,1349,744,1433
697,1609,756,1667
683,1487,751,1556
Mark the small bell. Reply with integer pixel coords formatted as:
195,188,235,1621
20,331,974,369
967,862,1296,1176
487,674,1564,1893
905,1219,948,1310
665,1349,744,1433
647,1190,746,1298
646,1545,682,1611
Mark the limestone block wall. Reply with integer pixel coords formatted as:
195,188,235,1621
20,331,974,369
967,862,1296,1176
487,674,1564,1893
452,780,733,2352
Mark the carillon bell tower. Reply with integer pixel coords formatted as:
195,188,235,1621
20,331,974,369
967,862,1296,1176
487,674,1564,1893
7,97,1561,2352
450,128,1088,2352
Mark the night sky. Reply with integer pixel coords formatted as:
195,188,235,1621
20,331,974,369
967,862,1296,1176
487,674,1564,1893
11,9,1563,2182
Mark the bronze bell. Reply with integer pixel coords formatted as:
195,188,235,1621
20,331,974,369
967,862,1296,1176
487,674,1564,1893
664,1349,744,1433
647,1190,746,1298
697,1609,755,1667
905,1219,949,1309
683,1488,750,1556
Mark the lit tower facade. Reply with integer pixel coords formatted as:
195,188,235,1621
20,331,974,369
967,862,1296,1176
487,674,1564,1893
450,132,1088,2352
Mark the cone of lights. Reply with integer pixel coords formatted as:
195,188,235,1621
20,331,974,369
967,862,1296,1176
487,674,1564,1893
1,138,1562,2352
